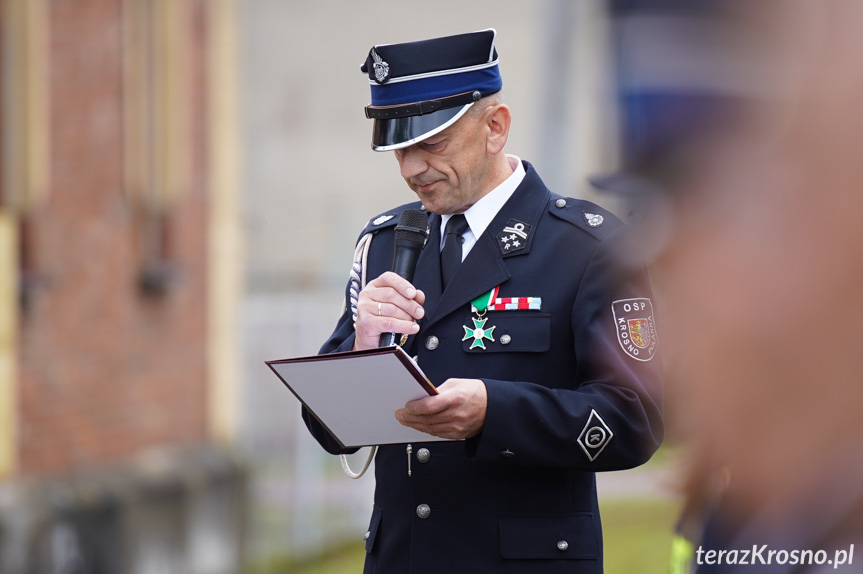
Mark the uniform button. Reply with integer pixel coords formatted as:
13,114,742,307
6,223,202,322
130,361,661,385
500,334,512,345
501,449,515,458
557,540,569,551
555,198,567,208
363,531,370,541
416,448,431,463
416,504,431,519
425,336,439,350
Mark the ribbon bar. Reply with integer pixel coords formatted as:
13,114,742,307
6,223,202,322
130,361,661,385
471,287,541,313
486,297,542,311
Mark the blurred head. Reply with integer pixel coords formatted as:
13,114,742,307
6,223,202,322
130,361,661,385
635,0,863,512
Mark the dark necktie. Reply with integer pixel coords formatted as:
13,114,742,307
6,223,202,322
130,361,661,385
440,213,469,289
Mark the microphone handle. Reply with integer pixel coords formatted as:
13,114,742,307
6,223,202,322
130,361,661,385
379,332,398,348
379,242,423,348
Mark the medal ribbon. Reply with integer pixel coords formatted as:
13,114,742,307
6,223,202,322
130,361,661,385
471,286,500,314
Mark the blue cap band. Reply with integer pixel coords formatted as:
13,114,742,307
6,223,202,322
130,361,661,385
369,65,502,107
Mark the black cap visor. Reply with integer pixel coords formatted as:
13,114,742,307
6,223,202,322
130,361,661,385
371,104,472,151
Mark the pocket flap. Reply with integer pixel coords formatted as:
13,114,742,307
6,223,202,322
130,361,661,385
499,513,598,560
364,505,382,553
463,312,550,353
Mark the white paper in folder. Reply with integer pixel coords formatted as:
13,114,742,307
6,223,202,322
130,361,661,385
266,346,452,448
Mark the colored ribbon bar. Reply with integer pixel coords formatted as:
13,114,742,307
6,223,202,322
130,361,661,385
471,287,541,313
486,297,542,311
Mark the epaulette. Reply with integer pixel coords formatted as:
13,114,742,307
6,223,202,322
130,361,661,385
547,193,623,241
358,200,426,238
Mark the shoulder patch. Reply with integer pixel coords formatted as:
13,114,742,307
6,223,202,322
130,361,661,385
612,298,658,362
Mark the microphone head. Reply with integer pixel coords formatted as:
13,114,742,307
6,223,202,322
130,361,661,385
394,209,429,247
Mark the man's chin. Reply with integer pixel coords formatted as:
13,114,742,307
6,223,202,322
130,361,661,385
412,191,440,213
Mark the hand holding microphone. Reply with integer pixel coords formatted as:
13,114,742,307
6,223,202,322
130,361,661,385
353,209,428,351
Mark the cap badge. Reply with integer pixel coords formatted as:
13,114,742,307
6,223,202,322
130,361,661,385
583,212,604,227
371,49,390,84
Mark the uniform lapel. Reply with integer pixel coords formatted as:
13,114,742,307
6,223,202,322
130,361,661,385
423,162,550,328
428,233,510,323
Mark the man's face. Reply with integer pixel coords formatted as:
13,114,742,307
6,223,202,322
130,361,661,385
393,110,493,215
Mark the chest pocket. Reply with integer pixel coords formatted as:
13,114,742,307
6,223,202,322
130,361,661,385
500,513,598,561
462,312,550,353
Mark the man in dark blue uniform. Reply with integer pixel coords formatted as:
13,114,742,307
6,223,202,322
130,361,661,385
303,29,664,573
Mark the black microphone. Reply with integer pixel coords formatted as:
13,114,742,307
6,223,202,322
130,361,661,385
379,209,429,347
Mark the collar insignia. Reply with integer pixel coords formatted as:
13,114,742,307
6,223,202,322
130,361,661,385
583,212,604,227
497,219,531,256
371,49,390,84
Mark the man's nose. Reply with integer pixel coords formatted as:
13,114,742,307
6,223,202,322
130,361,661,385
396,146,428,180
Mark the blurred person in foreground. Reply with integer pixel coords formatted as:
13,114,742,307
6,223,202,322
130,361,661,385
301,29,663,573
601,2,863,572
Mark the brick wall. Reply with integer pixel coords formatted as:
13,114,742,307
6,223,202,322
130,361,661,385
16,0,210,476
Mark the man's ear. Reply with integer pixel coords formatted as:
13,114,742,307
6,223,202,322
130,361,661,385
485,103,511,155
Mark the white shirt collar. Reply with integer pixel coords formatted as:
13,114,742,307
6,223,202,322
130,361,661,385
440,154,525,252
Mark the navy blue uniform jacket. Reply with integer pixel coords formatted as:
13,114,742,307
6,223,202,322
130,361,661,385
303,162,664,573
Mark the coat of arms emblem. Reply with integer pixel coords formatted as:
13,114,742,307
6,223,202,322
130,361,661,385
611,298,657,361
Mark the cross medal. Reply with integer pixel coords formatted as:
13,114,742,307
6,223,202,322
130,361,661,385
463,313,495,350
462,287,499,350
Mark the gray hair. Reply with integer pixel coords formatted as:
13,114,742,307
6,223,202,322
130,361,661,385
468,91,506,119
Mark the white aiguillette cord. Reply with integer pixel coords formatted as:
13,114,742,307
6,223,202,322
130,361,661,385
341,445,377,479
340,231,378,479
340,205,427,479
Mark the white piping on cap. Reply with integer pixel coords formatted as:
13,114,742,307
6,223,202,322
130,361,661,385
368,28,499,86
368,59,499,86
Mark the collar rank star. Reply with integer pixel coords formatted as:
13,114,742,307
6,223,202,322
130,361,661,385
497,219,531,256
